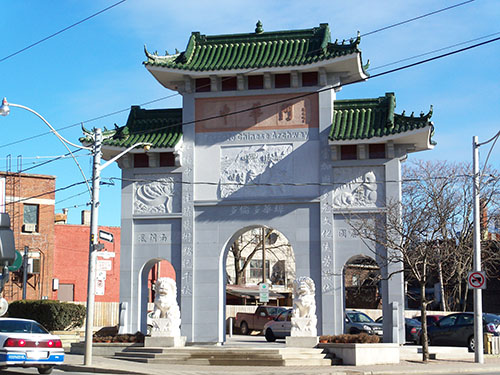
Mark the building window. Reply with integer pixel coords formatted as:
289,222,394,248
160,152,176,167
302,72,318,86
249,259,270,280
248,75,264,90
134,154,149,168
23,204,39,232
352,274,359,286
369,144,386,159
221,76,237,91
341,145,357,160
274,73,291,88
195,78,211,92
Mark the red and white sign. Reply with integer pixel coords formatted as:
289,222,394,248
95,279,105,295
468,271,486,289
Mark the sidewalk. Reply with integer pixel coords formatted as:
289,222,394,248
59,353,500,375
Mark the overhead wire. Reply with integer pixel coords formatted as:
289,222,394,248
92,33,500,139
0,0,127,64
0,1,480,149
360,0,476,37
5,180,89,205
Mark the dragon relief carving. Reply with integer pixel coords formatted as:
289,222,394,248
134,177,179,214
218,144,292,198
333,171,379,208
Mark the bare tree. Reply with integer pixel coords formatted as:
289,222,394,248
347,160,499,362
227,227,294,286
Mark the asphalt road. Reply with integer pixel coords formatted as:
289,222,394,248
2,369,118,375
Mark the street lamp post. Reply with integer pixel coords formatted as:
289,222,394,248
0,98,150,366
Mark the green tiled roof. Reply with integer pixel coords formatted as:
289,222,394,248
81,106,182,149
330,93,434,142
144,22,362,72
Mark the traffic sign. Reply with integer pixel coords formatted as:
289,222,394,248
259,283,270,292
468,271,486,289
99,230,114,243
259,292,269,302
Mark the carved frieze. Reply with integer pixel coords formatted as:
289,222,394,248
332,168,384,208
218,144,293,199
134,175,181,214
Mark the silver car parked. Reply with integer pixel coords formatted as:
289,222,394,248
345,310,383,336
263,309,292,342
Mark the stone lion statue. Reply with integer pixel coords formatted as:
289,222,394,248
291,276,317,337
292,276,316,319
151,277,181,336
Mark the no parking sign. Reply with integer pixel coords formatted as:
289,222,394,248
467,271,486,289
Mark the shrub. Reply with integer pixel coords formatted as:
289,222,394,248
319,333,381,344
7,300,86,331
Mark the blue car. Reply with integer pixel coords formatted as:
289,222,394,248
0,318,64,374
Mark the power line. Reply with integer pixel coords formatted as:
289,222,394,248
55,190,90,206
101,33,500,139
0,0,127,64
361,0,475,37
5,180,88,205
18,149,89,174
104,173,499,187
2,28,499,148
368,31,500,71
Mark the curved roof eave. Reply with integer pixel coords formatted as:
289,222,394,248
100,144,177,162
145,53,367,91
328,126,435,153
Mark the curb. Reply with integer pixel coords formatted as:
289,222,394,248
57,364,148,374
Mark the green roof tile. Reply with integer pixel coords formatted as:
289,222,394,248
81,106,182,149
330,93,434,142
144,23,362,72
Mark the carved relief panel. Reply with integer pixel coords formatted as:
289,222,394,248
332,167,385,209
218,144,293,199
134,174,181,214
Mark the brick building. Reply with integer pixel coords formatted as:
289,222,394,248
0,172,56,301
53,212,121,302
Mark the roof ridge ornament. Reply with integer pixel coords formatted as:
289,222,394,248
255,20,263,34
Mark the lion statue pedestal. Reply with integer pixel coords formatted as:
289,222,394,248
286,276,319,348
144,277,186,348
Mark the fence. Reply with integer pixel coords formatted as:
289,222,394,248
73,301,120,329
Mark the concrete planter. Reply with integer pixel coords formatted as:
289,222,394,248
317,343,399,365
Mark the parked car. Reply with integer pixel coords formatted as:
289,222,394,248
426,312,500,351
413,315,442,326
0,318,64,374
345,310,383,336
235,306,287,335
375,316,422,343
263,309,292,342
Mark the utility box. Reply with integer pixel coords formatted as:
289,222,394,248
0,213,16,265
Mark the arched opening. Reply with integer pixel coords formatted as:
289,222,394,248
344,255,381,310
138,259,176,334
224,226,295,338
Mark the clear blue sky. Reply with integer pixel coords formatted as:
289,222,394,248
1,0,498,226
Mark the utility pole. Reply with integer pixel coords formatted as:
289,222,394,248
22,246,28,300
472,135,483,364
262,227,266,284
84,128,102,366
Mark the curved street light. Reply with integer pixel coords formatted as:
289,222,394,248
0,98,151,366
